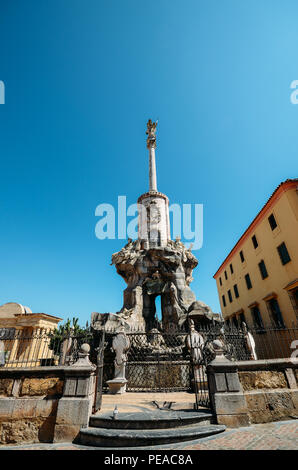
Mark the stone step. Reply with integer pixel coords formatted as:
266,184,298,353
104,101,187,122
78,423,226,447
89,409,214,430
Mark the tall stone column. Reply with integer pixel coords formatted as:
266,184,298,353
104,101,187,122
149,146,157,191
146,119,158,192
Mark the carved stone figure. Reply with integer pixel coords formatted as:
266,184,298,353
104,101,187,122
242,322,257,360
186,320,205,364
106,327,131,394
111,327,130,379
147,328,166,351
146,119,158,148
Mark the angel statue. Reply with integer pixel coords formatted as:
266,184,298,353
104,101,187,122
146,119,158,148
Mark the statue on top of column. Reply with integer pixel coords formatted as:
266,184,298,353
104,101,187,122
146,119,158,149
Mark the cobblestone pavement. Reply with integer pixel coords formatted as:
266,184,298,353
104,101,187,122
184,420,298,450
0,420,297,450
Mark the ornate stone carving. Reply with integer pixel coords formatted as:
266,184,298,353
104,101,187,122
106,327,130,394
146,119,158,149
186,320,205,364
108,238,200,331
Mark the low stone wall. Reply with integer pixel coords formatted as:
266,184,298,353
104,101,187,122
0,365,96,445
238,360,298,425
207,357,298,428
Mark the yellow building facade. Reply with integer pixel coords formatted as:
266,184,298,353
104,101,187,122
0,302,62,367
213,179,298,329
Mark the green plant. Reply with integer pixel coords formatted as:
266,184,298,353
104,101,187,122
48,317,88,354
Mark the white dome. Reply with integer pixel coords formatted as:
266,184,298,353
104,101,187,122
0,302,32,318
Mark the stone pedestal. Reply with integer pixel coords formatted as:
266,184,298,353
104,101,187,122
106,378,127,394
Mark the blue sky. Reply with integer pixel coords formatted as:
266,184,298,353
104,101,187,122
0,0,297,326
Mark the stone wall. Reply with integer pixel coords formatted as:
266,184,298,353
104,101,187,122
0,365,96,445
207,358,298,428
238,360,298,424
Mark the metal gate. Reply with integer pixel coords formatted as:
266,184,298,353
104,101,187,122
94,324,253,411
93,329,105,413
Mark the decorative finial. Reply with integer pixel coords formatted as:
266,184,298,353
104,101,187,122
146,119,158,149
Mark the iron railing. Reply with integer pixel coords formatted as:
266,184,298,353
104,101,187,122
0,328,94,368
1,322,297,370
102,328,192,392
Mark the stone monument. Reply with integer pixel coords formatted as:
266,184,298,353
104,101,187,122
92,120,217,333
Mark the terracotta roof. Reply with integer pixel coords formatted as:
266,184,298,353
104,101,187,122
213,178,298,279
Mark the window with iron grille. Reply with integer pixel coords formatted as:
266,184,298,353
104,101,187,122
268,213,277,231
251,306,264,329
240,250,245,263
228,290,233,303
258,260,268,279
245,273,252,290
252,235,258,249
233,284,239,298
277,242,291,265
222,295,226,307
267,298,285,328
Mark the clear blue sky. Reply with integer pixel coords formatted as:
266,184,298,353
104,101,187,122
0,0,297,325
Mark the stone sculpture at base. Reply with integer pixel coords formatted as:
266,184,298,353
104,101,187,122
106,326,130,394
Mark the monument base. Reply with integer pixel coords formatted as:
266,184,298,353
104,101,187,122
106,378,128,394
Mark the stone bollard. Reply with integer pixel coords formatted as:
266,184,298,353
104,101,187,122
207,339,251,428
54,343,96,442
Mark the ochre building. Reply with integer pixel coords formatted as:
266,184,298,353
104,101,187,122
213,179,298,329
0,302,62,367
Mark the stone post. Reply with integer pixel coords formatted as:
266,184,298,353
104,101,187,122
0,339,5,366
207,339,251,427
54,344,96,442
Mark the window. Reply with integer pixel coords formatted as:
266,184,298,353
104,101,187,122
222,295,226,307
224,270,228,280
267,298,285,328
233,284,239,298
219,277,222,286
258,260,268,279
252,235,258,249
240,250,245,263
268,213,277,231
251,306,264,329
277,242,291,265
245,273,252,290
230,263,234,274
228,290,233,303
232,316,238,328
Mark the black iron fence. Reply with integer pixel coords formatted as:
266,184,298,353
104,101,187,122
0,328,94,368
0,322,297,370
102,328,192,392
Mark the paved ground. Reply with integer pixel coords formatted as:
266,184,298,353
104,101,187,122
1,420,297,450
